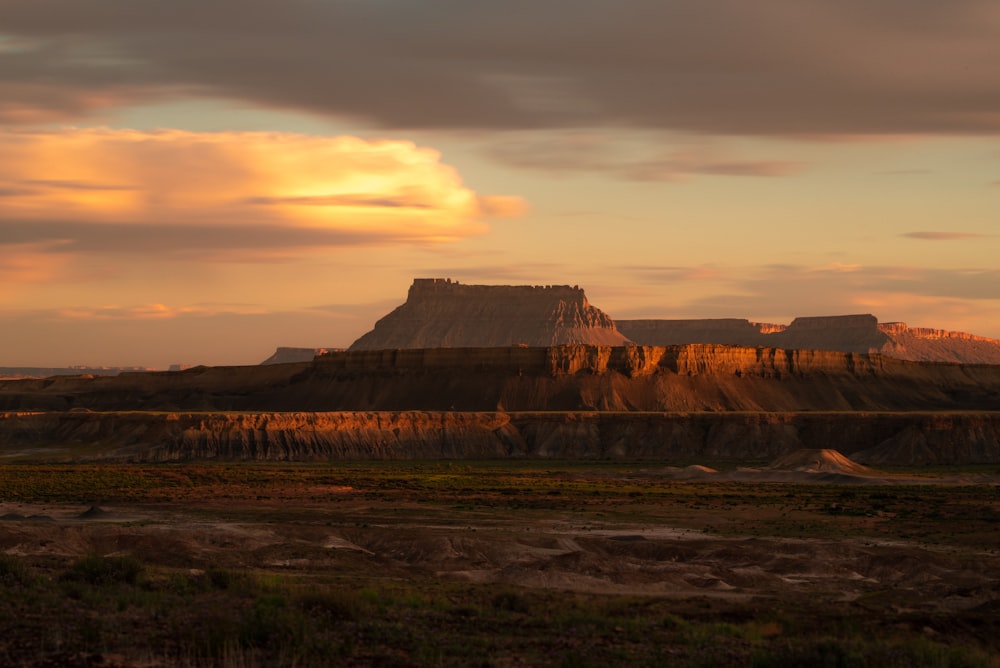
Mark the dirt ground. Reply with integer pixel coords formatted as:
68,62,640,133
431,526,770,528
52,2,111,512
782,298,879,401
0,461,998,666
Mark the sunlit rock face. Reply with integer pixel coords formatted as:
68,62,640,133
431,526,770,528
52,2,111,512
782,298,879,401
876,322,1000,364
4,410,1000,465
618,314,1000,364
349,278,631,350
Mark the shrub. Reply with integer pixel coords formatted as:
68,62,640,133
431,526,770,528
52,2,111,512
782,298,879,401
296,589,362,622
0,553,30,586
63,554,144,586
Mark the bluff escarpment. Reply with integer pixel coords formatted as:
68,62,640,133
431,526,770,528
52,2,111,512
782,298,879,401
618,314,1000,364
3,411,999,465
282,279,1000,363
1,345,999,413
260,347,335,365
349,279,630,350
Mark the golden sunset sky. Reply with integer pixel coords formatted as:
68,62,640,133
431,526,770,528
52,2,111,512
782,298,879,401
2,1,999,367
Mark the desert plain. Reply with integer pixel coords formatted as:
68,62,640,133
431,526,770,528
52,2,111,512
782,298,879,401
1,453,998,667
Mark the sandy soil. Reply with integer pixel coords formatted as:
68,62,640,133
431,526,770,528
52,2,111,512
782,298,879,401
1,493,996,613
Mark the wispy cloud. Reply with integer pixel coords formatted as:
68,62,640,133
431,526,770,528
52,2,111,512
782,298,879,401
58,303,268,320
902,231,992,241
487,134,804,181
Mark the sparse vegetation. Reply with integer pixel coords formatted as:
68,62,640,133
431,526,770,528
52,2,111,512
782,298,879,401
0,461,997,666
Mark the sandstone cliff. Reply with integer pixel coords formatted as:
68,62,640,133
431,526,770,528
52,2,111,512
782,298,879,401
618,314,1000,364
349,278,630,350
3,410,999,465
2,345,999,413
877,323,1000,364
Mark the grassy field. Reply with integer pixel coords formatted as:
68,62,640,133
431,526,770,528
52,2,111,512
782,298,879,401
0,461,998,666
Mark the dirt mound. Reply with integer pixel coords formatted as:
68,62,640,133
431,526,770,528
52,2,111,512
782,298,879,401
769,449,874,475
77,506,111,519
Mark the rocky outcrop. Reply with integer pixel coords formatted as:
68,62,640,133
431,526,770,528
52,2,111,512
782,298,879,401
774,314,888,352
2,345,999,413
618,314,1000,364
877,323,1000,364
349,278,630,350
0,411,524,461
284,278,999,363
3,410,999,465
615,319,776,346
260,347,334,365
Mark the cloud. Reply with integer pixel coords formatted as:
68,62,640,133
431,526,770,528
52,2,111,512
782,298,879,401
487,133,804,181
2,1,1000,135
0,128,524,257
619,155,803,181
57,303,268,320
902,231,992,240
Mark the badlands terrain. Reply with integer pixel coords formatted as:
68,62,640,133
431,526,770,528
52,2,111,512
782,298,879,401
1,279,999,665
1,457,998,666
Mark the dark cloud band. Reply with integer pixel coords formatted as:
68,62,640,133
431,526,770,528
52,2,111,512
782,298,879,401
2,0,1000,135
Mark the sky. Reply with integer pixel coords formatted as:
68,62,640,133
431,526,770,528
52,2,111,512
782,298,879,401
1,0,999,368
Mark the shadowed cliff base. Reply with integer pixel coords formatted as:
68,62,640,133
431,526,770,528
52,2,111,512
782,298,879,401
3,410,1000,466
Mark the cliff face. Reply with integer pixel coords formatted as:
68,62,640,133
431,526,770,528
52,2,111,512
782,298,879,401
613,319,768,346
877,323,1000,364
2,345,999,414
618,314,1000,364
349,279,630,350
3,410,999,465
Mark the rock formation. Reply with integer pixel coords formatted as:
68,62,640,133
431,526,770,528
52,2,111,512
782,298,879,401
3,343,1000,465
3,344,1000,414
270,279,999,364
768,449,874,475
260,347,334,365
349,278,630,350
876,322,1000,364
3,410,1000,465
618,314,1000,364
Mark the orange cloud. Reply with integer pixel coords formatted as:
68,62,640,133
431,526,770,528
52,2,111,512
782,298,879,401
58,303,269,320
0,128,525,242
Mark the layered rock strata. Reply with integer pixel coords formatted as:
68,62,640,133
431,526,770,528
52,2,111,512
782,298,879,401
1,345,999,413
617,314,1000,364
2,410,999,465
349,278,630,349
